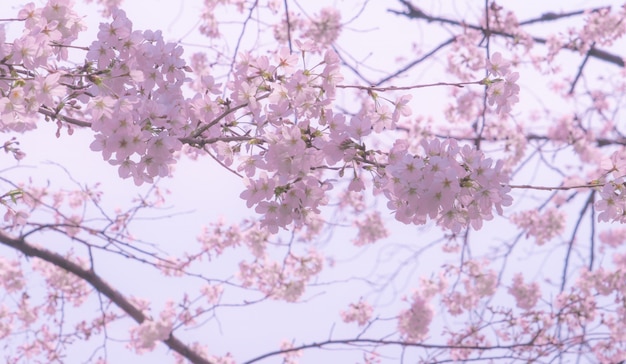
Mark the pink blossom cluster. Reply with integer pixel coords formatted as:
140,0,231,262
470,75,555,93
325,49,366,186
0,0,193,186
397,291,433,342
507,273,540,310
485,52,520,115
32,255,91,308
198,0,226,38
196,221,326,302
197,219,246,258
352,211,389,246
487,6,533,48
596,150,626,222
340,298,373,326
272,7,342,48
510,207,566,245
542,6,626,63
579,7,626,53
206,353,236,364
0,0,84,133
2,200,29,228
547,113,599,162
0,247,119,362
2,0,521,241
0,257,24,293
395,273,447,343
440,260,498,315
129,301,175,353
280,340,303,364
228,49,344,233
599,227,626,248
303,8,342,46
200,284,223,305
377,138,512,232
553,260,626,363
447,31,485,81
447,325,491,362
85,9,188,185
197,219,270,259
1,177,105,237
237,249,323,302
2,137,26,160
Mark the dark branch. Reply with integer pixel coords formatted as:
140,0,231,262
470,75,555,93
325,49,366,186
242,336,551,364
39,106,92,128
0,231,212,364
568,43,594,95
560,192,594,292
374,37,456,86
390,1,624,68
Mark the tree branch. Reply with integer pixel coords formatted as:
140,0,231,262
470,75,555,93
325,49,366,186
560,192,594,292
0,230,212,364
390,1,624,68
242,336,551,364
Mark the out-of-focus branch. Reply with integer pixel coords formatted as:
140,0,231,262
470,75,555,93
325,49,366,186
374,37,456,86
560,192,594,292
0,231,212,364
242,336,549,364
337,79,478,92
568,42,594,94
426,132,626,147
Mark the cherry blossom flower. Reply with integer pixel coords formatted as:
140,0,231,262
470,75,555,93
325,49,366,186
340,299,373,326
397,292,433,342
353,211,389,246
508,273,540,310
304,7,342,47
511,207,566,245
486,52,511,77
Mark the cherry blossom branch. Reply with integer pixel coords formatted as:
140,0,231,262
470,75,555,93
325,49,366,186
508,183,601,191
179,135,256,148
390,1,624,67
242,336,548,364
38,106,92,128
336,80,480,92
425,132,626,148
526,133,626,147
0,231,212,364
